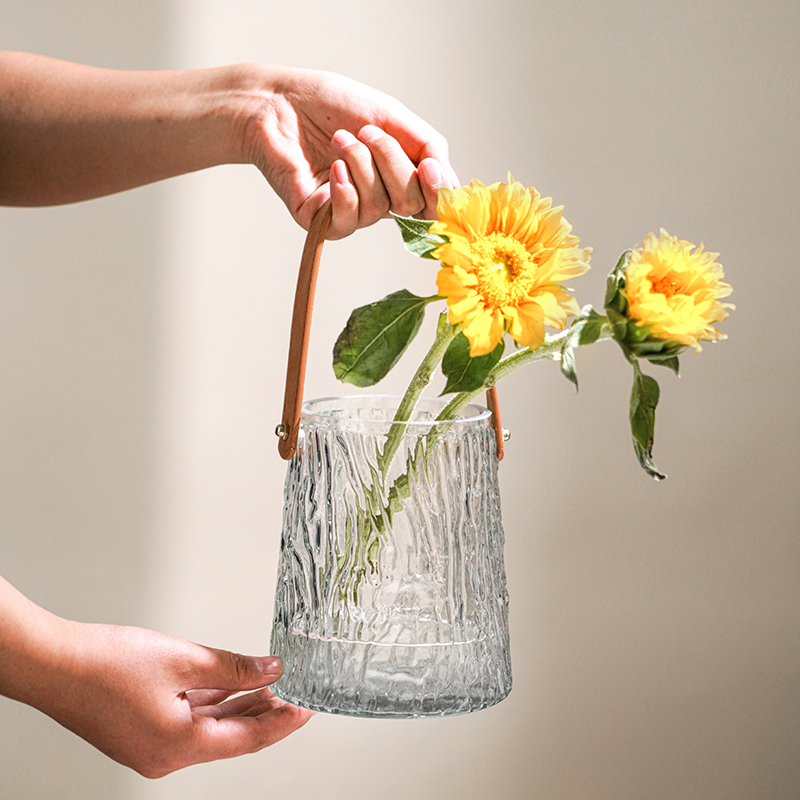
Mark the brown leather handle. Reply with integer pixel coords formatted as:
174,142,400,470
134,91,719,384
486,385,505,461
276,201,505,461
276,200,333,460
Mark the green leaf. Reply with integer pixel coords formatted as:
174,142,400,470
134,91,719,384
560,344,578,389
629,363,666,480
333,290,436,387
570,304,605,346
612,318,686,370
391,214,448,259
559,306,607,391
441,332,505,395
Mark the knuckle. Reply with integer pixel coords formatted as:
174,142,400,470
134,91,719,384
359,200,390,228
136,762,173,780
341,139,363,155
227,651,255,683
392,196,425,217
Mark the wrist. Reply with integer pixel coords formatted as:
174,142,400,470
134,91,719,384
0,577,75,709
219,62,293,171
174,63,274,168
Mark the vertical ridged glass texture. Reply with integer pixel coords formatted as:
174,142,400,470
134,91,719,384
270,396,511,717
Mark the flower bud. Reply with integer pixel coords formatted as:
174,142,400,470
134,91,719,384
604,230,733,370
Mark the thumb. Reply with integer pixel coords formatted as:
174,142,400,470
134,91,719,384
189,647,283,692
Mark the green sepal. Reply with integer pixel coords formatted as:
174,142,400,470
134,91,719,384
658,356,681,376
604,249,685,372
629,361,666,480
440,332,505,395
604,250,633,320
332,290,438,387
391,214,448,259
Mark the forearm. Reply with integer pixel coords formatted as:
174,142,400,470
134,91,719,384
0,52,270,205
0,575,73,708
0,573,312,776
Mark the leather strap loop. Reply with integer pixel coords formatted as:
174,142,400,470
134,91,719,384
485,386,505,461
277,200,505,461
277,200,332,460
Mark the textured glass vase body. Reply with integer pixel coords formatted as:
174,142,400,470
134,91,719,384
270,395,511,717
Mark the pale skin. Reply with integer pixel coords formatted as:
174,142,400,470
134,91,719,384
0,51,458,775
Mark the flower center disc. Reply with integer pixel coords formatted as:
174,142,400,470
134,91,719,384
649,272,687,298
470,233,537,309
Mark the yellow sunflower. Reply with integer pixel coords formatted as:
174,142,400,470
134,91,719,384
626,229,734,350
429,176,591,356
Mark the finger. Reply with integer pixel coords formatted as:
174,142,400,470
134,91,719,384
412,132,459,189
421,143,459,191
187,648,283,693
416,157,448,220
192,701,315,761
331,129,389,227
327,159,359,240
357,125,425,218
186,688,235,709
241,694,300,717
192,687,275,719
374,113,459,190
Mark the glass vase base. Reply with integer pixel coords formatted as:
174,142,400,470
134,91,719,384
270,628,512,719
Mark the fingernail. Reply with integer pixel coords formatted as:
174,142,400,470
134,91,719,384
332,129,358,149
256,656,283,676
332,160,350,185
418,159,444,190
358,124,382,144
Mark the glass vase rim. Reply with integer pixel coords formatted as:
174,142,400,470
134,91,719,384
300,394,491,428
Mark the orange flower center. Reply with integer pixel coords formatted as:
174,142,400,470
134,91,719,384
649,273,687,298
470,233,537,309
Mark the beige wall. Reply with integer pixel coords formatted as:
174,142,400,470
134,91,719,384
2,1,799,798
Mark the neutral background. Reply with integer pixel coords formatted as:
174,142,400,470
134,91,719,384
1,1,798,798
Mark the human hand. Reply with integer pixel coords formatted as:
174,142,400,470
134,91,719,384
0,54,456,232
28,620,313,778
243,65,459,238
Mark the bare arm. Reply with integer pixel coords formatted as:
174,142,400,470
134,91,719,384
0,52,241,204
0,575,313,777
0,52,456,238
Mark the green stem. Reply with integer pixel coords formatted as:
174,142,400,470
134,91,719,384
377,312,458,476
344,316,456,591
351,320,615,593
435,322,616,425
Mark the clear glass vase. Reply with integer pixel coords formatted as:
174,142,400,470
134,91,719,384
269,395,511,717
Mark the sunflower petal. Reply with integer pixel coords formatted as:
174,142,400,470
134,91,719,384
431,176,589,354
